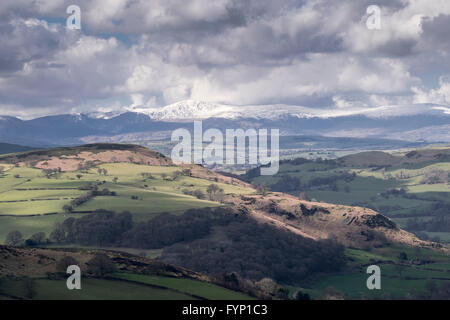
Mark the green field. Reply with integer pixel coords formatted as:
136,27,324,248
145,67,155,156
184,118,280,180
305,246,450,299
248,149,450,243
0,214,90,240
0,273,252,300
0,277,196,300
112,273,253,300
0,162,249,244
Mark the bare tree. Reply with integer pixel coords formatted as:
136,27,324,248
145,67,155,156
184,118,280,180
5,230,23,246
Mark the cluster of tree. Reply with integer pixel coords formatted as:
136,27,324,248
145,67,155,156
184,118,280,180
50,210,133,246
306,172,355,190
70,191,95,208
55,254,115,278
160,171,184,181
64,188,116,212
51,208,240,248
182,188,206,199
119,210,224,248
214,272,293,300
77,161,96,172
140,172,155,180
4,231,48,247
271,175,301,192
269,172,356,193
206,184,225,202
420,169,449,185
48,207,346,285
379,188,407,198
43,168,62,179
97,168,108,176
161,218,346,284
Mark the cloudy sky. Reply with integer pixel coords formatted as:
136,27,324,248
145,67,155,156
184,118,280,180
1,0,450,119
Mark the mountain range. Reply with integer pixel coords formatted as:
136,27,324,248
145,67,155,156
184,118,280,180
0,100,449,147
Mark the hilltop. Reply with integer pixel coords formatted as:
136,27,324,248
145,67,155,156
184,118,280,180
224,192,439,250
0,143,172,171
337,148,450,167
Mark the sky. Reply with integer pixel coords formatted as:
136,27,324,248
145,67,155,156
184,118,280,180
1,0,450,119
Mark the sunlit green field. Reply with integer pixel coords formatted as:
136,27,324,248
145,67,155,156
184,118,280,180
0,213,89,240
0,162,245,244
305,246,450,299
112,273,253,300
0,278,196,300
250,152,450,243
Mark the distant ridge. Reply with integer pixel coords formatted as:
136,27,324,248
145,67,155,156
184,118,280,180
0,100,448,146
0,142,35,155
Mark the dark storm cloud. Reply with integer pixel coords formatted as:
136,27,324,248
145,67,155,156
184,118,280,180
0,19,70,74
0,0,449,117
421,14,450,50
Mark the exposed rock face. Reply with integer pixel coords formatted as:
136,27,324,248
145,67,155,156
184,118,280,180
361,214,397,229
223,192,442,251
299,204,330,216
0,245,208,281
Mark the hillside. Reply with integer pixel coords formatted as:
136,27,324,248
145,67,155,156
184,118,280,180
0,245,254,300
0,143,173,170
0,143,448,299
0,142,34,155
248,148,450,245
223,192,438,249
338,148,450,167
0,143,429,248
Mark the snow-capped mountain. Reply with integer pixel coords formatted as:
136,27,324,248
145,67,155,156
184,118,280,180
85,110,126,120
0,100,449,147
128,100,450,121
129,100,320,120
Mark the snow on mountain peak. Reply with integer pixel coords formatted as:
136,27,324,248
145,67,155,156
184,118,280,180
129,100,318,120
130,100,236,120
87,100,450,121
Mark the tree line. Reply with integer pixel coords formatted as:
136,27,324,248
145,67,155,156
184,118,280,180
45,207,346,285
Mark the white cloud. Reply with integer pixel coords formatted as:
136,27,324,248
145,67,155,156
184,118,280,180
413,77,450,105
0,0,449,117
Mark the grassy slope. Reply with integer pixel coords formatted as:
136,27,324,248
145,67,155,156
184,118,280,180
0,146,448,300
250,148,450,243
0,278,196,300
0,162,253,242
0,244,254,300
112,273,253,300
306,245,450,299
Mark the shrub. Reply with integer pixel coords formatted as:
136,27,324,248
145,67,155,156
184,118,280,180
87,254,116,277
56,256,80,273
